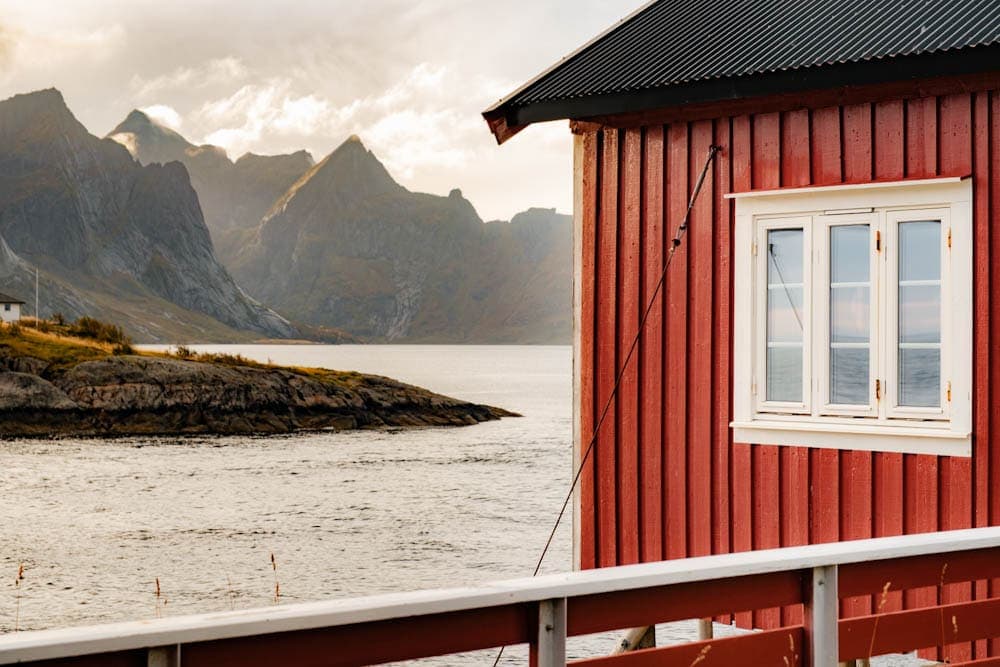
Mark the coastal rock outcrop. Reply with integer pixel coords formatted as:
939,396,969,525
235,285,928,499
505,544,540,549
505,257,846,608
0,353,513,437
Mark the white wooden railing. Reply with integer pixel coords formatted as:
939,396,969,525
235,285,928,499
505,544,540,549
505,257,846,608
2,527,1000,666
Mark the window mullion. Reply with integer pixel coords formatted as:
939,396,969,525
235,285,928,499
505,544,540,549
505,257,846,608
875,212,887,423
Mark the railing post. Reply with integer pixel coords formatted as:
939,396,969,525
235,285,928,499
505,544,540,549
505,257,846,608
805,565,839,667
147,644,180,667
535,597,567,667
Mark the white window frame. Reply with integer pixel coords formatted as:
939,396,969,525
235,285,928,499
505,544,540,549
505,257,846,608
730,177,972,457
755,216,812,415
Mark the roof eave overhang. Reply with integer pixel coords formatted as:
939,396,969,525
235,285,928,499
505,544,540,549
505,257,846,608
484,44,1000,144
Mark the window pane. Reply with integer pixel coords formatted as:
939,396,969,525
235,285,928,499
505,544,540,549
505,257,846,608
766,228,803,402
899,349,941,407
899,285,941,344
898,220,941,408
831,348,870,405
768,229,803,283
831,224,869,283
767,346,803,402
899,221,941,282
830,224,870,406
831,287,869,343
768,286,804,342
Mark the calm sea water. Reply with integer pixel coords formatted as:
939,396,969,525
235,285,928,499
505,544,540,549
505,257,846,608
0,345,590,663
0,345,924,665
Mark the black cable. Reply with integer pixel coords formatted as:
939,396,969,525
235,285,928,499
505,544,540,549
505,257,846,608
491,143,721,666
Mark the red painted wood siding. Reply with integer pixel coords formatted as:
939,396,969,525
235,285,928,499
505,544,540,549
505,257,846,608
577,89,999,661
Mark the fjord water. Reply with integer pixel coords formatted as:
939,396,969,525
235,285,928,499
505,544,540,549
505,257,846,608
1,345,576,661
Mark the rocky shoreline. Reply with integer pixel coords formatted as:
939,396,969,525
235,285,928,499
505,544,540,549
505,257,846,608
0,352,514,438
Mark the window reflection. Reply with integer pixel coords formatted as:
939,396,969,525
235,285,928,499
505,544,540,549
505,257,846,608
766,228,803,402
898,221,941,408
829,224,869,405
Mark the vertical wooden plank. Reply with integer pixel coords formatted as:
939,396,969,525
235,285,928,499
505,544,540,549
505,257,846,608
782,109,811,186
875,100,905,180
752,112,780,190
904,457,940,584
905,96,938,178
688,120,715,559
711,118,734,625
751,111,781,630
895,94,935,663
712,117,733,559
779,108,811,627
811,106,842,184
869,98,905,615
808,108,842,615
596,128,619,568
616,128,642,566
810,450,840,545
989,91,1000,661
779,447,808,627
664,122,689,560
971,90,991,661
579,131,599,571
938,92,974,664
840,452,873,617
871,451,904,613
842,103,872,182
752,445,781,629
639,126,664,564
730,114,753,630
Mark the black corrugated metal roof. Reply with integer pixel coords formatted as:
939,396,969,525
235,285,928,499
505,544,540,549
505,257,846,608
0,292,24,304
484,0,1000,142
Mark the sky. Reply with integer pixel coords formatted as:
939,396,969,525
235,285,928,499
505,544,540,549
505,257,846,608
0,0,644,222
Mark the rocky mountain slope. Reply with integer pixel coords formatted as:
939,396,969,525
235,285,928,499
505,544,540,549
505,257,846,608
0,324,513,437
107,110,313,262
0,89,295,341
106,112,573,344
230,137,573,343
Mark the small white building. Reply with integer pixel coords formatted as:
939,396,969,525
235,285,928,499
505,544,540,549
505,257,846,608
0,292,24,323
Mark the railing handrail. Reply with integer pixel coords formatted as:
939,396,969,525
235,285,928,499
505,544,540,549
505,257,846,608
2,525,1000,664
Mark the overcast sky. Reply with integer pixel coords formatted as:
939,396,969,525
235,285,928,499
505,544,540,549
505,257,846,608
0,1,643,221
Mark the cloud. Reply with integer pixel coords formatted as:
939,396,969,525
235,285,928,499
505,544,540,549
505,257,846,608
196,81,331,157
130,57,248,100
0,25,14,72
140,104,182,130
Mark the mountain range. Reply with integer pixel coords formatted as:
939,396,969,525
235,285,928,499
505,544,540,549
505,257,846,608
0,89,294,341
0,88,571,343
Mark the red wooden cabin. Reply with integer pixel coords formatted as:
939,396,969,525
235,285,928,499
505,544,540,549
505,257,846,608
485,0,1000,660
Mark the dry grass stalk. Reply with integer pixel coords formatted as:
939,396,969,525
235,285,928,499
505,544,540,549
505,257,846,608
688,644,712,667
939,563,949,660
270,553,280,604
14,563,24,632
154,577,168,618
866,581,893,660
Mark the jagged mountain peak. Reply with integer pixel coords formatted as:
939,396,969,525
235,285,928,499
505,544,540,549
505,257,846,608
0,88,89,138
271,136,402,209
111,109,186,142
6,87,69,111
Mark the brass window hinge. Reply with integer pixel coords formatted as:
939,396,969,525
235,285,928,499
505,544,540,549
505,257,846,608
947,381,952,402
875,230,882,253
947,228,952,249
875,379,882,401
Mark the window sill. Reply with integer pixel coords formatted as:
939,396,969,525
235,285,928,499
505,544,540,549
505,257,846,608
730,420,971,457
